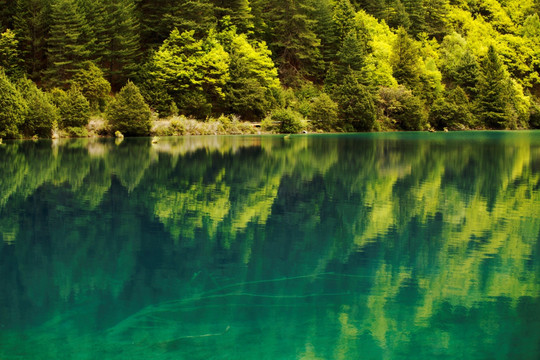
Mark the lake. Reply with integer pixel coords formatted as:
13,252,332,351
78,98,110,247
0,132,539,359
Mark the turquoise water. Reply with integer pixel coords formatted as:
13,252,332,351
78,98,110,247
0,132,539,359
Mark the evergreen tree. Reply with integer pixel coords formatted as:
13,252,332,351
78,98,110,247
71,61,111,110
439,33,480,96
333,0,357,44
17,77,59,137
106,81,151,136
335,30,369,83
252,0,323,85
0,0,17,31
333,69,376,131
378,86,427,130
476,45,512,129
402,0,425,37
0,29,23,78
0,70,27,138
309,0,338,66
213,0,255,35
391,27,422,90
150,29,229,117
429,86,474,130
225,32,280,119
45,0,91,87
13,0,51,81
56,86,91,129
101,0,141,89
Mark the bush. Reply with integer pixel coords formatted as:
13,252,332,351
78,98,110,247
429,87,474,130
64,126,88,138
71,61,111,111
17,78,59,138
106,81,152,136
309,93,339,131
378,86,427,131
55,87,91,129
530,100,540,129
0,70,27,138
272,108,306,134
333,72,376,131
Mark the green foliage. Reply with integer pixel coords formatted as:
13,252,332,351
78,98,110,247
429,87,475,130
0,29,23,78
309,92,339,131
150,28,229,117
55,86,91,129
45,0,91,87
529,100,540,129
225,32,280,119
271,108,306,133
0,70,27,138
71,62,111,110
378,86,427,130
17,77,59,137
333,71,376,131
106,81,151,136
391,27,422,90
476,45,515,129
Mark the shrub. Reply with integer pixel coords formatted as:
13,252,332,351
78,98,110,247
106,81,152,136
17,78,59,138
71,62,111,110
333,72,376,131
272,108,306,134
0,70,27,138
55,86,91,129
429,87,474,130
530,100,540,129
378,86,427,131
309,93,339,131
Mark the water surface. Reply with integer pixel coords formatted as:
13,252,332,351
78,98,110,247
1,132,539,359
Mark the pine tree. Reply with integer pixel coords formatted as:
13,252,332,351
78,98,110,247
0,29,23,78
309,0,338,66
17,77,59,137
56,86,91,129
71,61,111,110
0,69,27,138
226,32,280,119
13,0,51,81
333,0,357,44
252,0,323,85
0,0,17,31
335,30,369,83
150,29,229,117
101,0,141,89
45,0,91,87
333,69,376,131
106,81,151,136
476,45,512,129
391,27,422,90
213,0,255,35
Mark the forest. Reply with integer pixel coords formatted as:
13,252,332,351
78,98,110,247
1,0,540,137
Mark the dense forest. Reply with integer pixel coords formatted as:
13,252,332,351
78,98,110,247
1,0,540,137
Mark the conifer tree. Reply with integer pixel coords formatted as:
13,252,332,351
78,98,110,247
45,0,91,87
252,0,323,85
71,61,111,110
0,0,17,31
476,45,512,129
309,0,339,66
391,27,422,90
333,0,357,44
101,0,141,89
0,29,23,78
333,69,376,131
56,86,91,129
213,0,255,35
106,81,151,136
226,32,280,119
17,77,59,137
0,70,27,138
13,0,51,81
